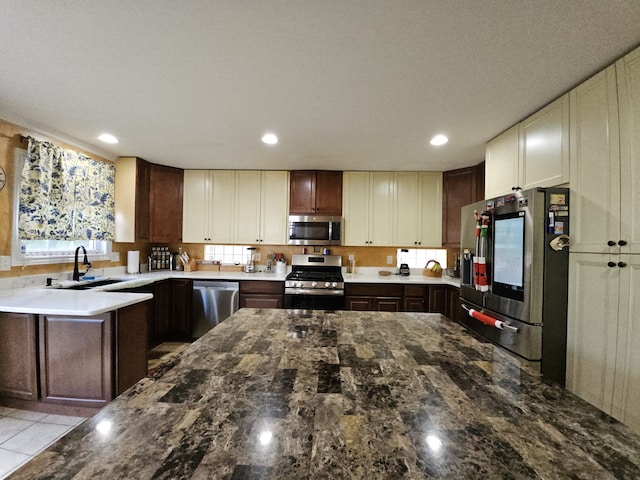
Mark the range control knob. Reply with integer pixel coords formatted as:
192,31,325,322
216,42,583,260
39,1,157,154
331,282,338,288
311,281,317,288
325,282,331,288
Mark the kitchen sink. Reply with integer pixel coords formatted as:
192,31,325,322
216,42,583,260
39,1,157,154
64,278,127,290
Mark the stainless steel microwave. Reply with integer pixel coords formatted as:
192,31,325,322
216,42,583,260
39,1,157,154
288,215,342,246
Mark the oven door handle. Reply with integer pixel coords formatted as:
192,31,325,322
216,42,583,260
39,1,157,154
285,288,344,296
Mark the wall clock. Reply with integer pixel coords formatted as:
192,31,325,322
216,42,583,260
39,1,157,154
0,166,5,191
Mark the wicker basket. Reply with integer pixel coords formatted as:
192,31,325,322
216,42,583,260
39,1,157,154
423,259,443,277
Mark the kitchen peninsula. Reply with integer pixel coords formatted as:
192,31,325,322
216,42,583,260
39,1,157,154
11,309,640,479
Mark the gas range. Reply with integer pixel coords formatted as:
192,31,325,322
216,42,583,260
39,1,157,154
285,254,344,295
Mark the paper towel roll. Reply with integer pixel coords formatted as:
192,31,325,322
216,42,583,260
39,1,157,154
127,250,140,274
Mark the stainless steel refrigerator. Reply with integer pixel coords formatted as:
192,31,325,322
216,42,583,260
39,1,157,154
459,187,570,385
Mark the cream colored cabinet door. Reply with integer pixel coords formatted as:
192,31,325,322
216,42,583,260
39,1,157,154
485,124,519,198
519,94,569,191
182,170,210,243
393,172,420,246
569,65,621,254
368,172,394,246
418,172,443,247
259,171,289,245
612,254,640,433
234,171,262,244
617,47,640,255
566,252,620,414
343,172,371,246
208,170,235,243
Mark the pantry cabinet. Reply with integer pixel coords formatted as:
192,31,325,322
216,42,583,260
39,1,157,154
289,170,342,216
343,172,394,246
485,94,569,198
566,46,640,435
393,172,443,247
182,170,235,243
115,157,183,243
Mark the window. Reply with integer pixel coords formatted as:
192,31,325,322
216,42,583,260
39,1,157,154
12,149,111,266
203,244,251,265
396,248,447,269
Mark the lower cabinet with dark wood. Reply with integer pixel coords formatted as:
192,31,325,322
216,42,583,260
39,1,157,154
345,284,403,312
171,279,193,340
403,285,428,312
446,287,460,323
240,280,284,309
0,313,38,400
0,301,150,414
428,285,448,315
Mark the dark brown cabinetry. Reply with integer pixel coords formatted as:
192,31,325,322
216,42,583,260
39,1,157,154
446,287,460,323
171,279,193,340
240,280,284,308
345,284,403,312
0,313,38,400
442,163,485,247
403,285,427,312
116,157,183,243
428,286,448,315
289,170,343,216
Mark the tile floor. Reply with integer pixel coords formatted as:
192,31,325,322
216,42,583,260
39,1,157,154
0,342,191,479
0,407,85,478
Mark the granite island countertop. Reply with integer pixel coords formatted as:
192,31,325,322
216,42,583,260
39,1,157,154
11,309,640,479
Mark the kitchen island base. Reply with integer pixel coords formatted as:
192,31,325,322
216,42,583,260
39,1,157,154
10,308,640,479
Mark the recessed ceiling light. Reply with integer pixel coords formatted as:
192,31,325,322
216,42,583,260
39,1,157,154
430,134,448,146
98,133,119,144
261,133,278,145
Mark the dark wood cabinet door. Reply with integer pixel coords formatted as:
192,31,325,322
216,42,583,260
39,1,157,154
403,297,426,312
289,170,316,214
375,298,401,312
153,280,172,345
428,286,448,315
116,301,150,395
0,313,38,400
289,170,343,215
446,287,460,322
442,163,484,247
149,164,183,243
39,314,113,408
240,294,283,309
345,296,373,311
315,170,343,215
171,279,192,340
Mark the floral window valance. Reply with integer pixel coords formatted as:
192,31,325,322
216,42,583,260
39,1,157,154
18,137,115,241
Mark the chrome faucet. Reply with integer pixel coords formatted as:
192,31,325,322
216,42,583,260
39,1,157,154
73,246,92,281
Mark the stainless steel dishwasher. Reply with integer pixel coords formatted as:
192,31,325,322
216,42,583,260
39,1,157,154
191,281,239,338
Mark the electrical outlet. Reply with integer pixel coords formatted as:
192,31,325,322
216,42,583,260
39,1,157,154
0,256,11,271
387,256,394,265
348,254,355,261
254,252,261,261
110,252,120,262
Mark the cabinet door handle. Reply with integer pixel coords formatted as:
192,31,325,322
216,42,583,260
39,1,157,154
608,261,617,268
618,262,627,268
618,240,627,246
607,240,616,246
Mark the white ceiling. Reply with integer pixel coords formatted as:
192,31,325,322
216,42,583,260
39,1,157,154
1,1,640,172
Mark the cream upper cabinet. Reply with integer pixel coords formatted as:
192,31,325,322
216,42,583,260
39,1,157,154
485,94,569,198
234,170,289,245
617,47,640,255
485,124,519,198
394,172,442,247
519,94,569,190
343,171,393,246
183,170,235,243
569,65,621,254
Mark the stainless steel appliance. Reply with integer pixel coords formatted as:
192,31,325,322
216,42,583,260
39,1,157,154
288,215,342,246
191,281,239,338
459,187,570,384
284,254,345,310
